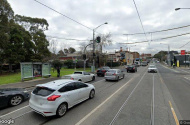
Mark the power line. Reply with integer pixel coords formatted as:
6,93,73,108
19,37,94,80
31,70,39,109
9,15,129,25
119,32,190,44
33,0,93,31
123,24,190,36
179,41,190,48
46,36,88,41
132,0,148,41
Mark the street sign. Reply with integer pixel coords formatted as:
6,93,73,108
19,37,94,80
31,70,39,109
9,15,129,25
181,50,186,55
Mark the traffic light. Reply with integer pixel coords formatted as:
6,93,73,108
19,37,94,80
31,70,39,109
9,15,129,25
96,36,101,43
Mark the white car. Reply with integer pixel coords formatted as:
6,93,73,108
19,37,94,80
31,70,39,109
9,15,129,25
62,71,95,82
29,79,95,117
148,65,157,73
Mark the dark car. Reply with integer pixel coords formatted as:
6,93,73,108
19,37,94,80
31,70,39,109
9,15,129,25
126,65,137,72
96,66,110,76
0,88,30,108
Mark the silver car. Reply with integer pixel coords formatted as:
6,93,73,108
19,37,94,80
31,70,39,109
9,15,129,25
105,69,125,81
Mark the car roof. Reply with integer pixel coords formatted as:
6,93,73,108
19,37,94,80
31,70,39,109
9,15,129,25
36,79,75,90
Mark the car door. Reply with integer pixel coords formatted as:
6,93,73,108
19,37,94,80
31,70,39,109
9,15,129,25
58,83,79,107
75,82,89,101
0,92,9,108
117,70,121,79
83,72,90,82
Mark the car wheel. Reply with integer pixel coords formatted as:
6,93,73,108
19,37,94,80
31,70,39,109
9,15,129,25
9,95,23,106
127,70,129,72
89,89,95,99
105,79,108,81
56,103,67,117
92,76,95,81
78,79,82,82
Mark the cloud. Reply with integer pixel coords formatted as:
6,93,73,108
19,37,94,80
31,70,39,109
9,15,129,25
7,0,190,55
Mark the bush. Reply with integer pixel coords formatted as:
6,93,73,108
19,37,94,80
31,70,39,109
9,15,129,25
52,60,63,69
64,60,73,68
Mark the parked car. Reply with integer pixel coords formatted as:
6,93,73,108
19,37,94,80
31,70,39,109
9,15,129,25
104,69,125,81
126,65,137,72
62,71,95,82
96,66,110,77
141,61,148,66
0,88,30,108
29,79,95,117
148,65,157,73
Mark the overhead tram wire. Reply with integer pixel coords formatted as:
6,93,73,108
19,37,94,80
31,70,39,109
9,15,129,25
46,36,88,41
179,41,190,49
123,24,190,36
33,0,93,31
132,0,148,42
119,32,190,44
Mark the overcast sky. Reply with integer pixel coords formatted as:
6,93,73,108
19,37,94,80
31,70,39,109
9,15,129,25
8,0,190,54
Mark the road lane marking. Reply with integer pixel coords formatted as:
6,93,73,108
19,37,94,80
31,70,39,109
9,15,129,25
0,105,29,118
150,74,155,125
75,75,136,125
169,101,179,125
109,70,147,125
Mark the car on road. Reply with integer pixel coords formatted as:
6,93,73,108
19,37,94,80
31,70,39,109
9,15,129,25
126,65,137,72
96,66,110,77
148,65,157,73
29,79,95,117
105,69,125,81
62,71,95,82
141,61,148,66
0,88,30,108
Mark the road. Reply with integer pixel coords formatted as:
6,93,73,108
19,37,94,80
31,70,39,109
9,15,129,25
0,63,190,125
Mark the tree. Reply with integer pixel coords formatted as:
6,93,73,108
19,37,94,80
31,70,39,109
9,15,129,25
64,48,69,54
154,51,167,61
15,15,50,62
52,60,63,69
68,47,76,53
57,50,65,57
64,60,73,68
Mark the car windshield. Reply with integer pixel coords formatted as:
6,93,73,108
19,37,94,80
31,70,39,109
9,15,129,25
107,70,116,73
102,67,110,70
149,66,156,68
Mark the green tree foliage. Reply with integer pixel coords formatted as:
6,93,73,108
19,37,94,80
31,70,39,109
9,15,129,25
68,47,76,53
154,51,168,61
52,60,63,69
0,0,51,72
64,48,69,54
64,60,73,68
15,15,50,62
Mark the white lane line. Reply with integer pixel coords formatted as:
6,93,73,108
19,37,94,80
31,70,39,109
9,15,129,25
75,76,136,125
0,105,29,118
152,74,155,125
108,70,147,125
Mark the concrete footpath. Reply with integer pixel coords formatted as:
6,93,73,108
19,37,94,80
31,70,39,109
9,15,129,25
0,77,60,89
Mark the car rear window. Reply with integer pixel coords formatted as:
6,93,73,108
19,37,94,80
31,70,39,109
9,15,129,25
33,87,55,96
107,70,116,73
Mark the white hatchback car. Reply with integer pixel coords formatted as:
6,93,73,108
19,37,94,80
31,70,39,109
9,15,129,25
29,79,95,117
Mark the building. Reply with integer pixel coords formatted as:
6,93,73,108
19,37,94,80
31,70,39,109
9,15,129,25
59,53,82,61
140,53,152,61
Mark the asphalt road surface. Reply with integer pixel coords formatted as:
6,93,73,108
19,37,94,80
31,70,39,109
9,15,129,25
0,63,190,125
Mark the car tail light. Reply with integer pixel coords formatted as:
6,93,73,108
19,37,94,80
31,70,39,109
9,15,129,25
71,78,74,80
113,73,116,76
105,72,106,75
102,70,106,72
47,95,61,101
133,67,135,70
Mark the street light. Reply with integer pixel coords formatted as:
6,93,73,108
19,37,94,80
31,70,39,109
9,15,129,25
160,43,171,66
92,22,108,73
175,8,190,11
